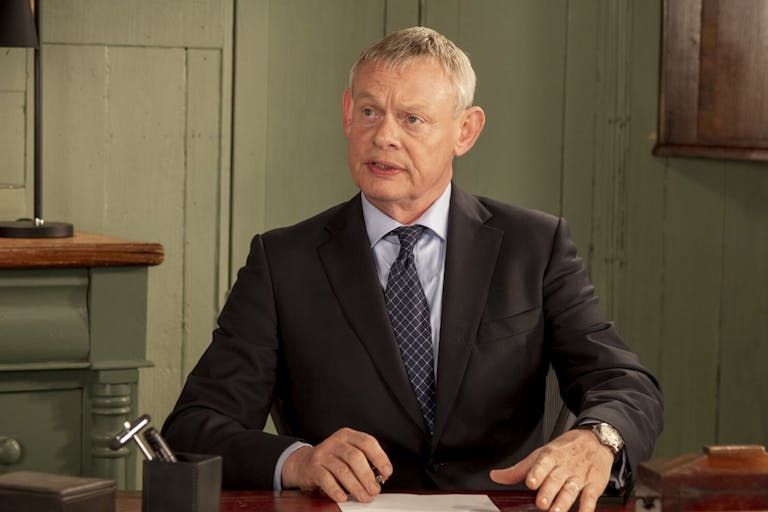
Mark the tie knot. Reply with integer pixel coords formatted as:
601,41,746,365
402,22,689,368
391,225,426,253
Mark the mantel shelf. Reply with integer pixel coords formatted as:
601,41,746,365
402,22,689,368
0,232,164,269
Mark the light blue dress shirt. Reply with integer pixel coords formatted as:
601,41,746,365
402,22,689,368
361,183,451,369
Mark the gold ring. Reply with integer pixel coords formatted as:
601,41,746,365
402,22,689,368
565,480,580,492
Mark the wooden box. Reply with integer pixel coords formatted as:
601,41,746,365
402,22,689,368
634,445,768,511
0,471,115,512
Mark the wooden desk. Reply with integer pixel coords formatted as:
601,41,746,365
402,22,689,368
116,490,630,512
0,232,163,268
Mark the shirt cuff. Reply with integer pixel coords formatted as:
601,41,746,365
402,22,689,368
609,449,629,491
273,441,312,491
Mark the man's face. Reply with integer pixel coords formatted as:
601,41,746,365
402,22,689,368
342,58,483,223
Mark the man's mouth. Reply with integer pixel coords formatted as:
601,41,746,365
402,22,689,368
367,161,401,173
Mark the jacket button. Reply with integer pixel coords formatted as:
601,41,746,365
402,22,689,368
429,461,445,472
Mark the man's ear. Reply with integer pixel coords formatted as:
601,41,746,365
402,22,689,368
342,88,354,136
454,106,485,157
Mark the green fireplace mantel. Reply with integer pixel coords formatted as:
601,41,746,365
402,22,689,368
0,233,163,489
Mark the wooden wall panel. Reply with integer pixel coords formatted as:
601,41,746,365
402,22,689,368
421,0,459,41
45,0,229,48
428,0,567,217
0,190,27,221
619,0,666,416
385,0,420,33
183,49,227,376
231,0,386,269
230,0,269,276
0,48,33,218
561,0,600,250
0,49,27,90
584,1,632,318
656,161,725,455
0,49,29,188
0,92,26,185
718,164,768,444
42,44,111,224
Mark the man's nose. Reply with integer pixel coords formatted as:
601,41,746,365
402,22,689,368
372,115,401,149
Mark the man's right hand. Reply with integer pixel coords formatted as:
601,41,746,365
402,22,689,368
280,427,393,503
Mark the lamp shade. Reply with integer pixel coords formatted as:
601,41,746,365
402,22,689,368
0,0,38,48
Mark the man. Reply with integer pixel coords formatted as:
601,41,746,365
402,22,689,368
163,27,663,512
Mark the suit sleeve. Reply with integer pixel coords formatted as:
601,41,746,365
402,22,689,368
543,218,663,475
161,234,300,489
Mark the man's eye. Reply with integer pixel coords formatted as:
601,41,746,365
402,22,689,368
406,115,420,124
362,108,375,117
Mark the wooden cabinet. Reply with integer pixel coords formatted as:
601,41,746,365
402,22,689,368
0,388,82,476
0,233,162,489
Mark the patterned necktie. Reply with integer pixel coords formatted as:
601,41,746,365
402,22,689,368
384,225,436,433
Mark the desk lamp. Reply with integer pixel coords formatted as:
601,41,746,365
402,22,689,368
0,0,74,237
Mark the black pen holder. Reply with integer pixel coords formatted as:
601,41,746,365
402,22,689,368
142,452,222,512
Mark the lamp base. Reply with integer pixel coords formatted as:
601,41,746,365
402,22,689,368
0,219,74,238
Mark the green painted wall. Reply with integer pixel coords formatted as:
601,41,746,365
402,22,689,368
1,0,766,469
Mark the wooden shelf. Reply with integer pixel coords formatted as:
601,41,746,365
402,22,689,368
0,232,164,268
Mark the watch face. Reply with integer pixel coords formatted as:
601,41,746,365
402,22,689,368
595,423,623,452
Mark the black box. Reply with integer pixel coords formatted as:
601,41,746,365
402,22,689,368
0,471,115,512
142,452,222,512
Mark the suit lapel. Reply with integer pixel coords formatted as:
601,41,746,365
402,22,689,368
432,186,503,445
317,195,427,433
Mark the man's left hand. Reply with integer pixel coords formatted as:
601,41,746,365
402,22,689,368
489,429,614,512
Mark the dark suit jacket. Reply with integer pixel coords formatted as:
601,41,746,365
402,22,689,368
162,185,663,490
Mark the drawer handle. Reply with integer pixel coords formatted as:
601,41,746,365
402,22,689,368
0,437,22,465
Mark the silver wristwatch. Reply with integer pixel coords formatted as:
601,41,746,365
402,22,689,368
589,422,624,457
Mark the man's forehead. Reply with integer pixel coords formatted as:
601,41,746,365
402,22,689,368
357,56,446,79
351,58,455,106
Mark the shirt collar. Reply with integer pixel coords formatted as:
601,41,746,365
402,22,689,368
361,183,451,247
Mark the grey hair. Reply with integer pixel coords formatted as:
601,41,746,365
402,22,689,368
348,26,477,113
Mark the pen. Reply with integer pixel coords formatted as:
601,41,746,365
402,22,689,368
371,464,385,486
110,414,154,461
143,427,178,462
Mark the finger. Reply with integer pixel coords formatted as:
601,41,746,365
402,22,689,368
346,429,393,481
338,443,382,496
577,483,601,512
305,428,391,501
314,466,349,503
333,428,389,493
526,450,558,491
548,478,581,512
489,465,528,486
489,448,541,486
322,455,373,503
533,468,570,510
575,464,610,512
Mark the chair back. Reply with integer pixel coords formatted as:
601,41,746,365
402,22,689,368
543,366,576,441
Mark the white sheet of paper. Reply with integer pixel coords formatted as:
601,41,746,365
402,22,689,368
338,493,499,512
